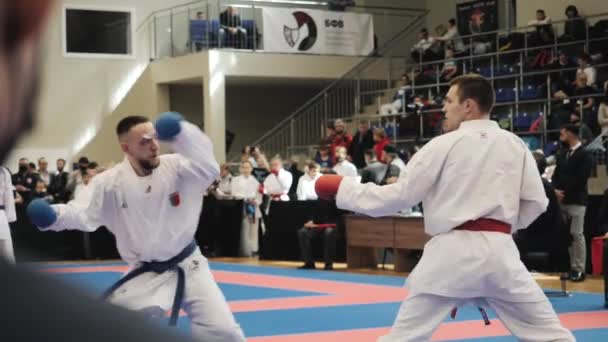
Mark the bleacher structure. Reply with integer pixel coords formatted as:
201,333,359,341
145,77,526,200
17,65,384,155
247,12,608,194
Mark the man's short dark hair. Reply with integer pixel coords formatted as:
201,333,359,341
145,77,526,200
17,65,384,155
421,28,428,34
28,162,36,169
448,18,456,26
87,162,98,170
561,124,580,136
537,9,545,14
57,158,66,163
78,156,89,164
116,116,150,137
449,74,495,114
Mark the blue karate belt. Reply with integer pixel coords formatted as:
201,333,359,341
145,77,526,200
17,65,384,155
101,240,198,326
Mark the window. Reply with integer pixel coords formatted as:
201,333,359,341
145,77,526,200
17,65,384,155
63,5,135,58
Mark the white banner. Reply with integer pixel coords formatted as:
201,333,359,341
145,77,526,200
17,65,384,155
262,8,374,56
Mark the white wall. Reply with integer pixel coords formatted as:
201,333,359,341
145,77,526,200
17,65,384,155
11,0,200,168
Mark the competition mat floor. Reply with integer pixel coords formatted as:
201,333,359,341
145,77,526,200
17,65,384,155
38,261,608,341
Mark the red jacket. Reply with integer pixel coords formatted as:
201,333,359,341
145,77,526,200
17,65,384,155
330,132,353,162
374,138,391,163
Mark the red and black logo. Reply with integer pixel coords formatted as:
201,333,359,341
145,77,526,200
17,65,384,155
169,192,181,207
283,11,317,51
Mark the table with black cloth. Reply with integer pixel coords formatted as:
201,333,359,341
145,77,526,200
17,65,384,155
260,200,346,262
196,196,244,257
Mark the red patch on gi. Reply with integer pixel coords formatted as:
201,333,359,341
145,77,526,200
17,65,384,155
170,192,181,207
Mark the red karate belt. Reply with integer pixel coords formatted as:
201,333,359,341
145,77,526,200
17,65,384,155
450,218,511,325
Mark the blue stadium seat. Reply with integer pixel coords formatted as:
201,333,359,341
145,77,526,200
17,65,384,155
520,85,539,100
496,88,516,102
514,112,532,130
190,20,221,48
544,140,559,156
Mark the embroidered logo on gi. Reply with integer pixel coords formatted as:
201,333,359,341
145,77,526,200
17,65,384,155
170,192,181,207
145,185,152,193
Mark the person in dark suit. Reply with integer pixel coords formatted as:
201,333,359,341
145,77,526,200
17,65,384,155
552,124,593,282
348,121,375,169
515,151,571,271
48,158,69,203
297,199,339,270
361,149,387,185
219,6,246,48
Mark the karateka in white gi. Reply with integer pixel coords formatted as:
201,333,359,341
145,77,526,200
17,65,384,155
262,156,292,202
231,160,262,256
315,75,574,341
28,113,245,342
0,166,17,263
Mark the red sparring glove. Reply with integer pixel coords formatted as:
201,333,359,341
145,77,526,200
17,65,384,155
271,168,279,176
315,175,344,200
258,184,265,195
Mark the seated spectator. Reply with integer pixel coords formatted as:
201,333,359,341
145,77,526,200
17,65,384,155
219,6,246,48
73,163,98,200
373,128,391,163
598,91,608,135
321,121,336,149
573,73,597,133
570,112,594,146
297,199,339,270
440,47,458,82
549,51,576,95
411,28,441,62
231,161,262,257
561,5,586,42
262,156,293,202
528,9,554,46
331,119,353,162
32,180,52,202
514,151,571,268
216,163,233,196
297,162,321,201
380,74,412,115
12,158,39,203
37,157,50,185
332,146,357,177
382,145,407,184
576,52,597,87
49,158,69,203
435,18,465,53
314,145,333,172
361,149,387,185
348,120,375,169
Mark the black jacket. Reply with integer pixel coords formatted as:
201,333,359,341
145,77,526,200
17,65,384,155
49,171,69,202
348,130,374,169
310,199,339,225
551,146,593,205
220,11,241,29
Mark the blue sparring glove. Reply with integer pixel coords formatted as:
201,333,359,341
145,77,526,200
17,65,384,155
27,199,57,229
155,112,183,140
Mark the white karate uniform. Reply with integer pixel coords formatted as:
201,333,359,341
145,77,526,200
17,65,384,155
380,86,411,115
231,175,262,256
263,169,292,201
333,160,358,177
217,174,232,196
296,173,321,201
44,122,245,342
0,167,16,263
336,120,574,341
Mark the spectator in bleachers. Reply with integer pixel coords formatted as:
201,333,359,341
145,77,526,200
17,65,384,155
297,199,339,270
196,11,204,20
549,51,576,95
573,73,597,134
263,156,293,201
440,47,458,82
598,92,608,135
296,162,321,201
569,111,593,145
219,6,246,49
576,52,597,87
37,157,50,186
552,124,593,282
231,161,262,257
13,158,39,203
73,163,98,200
561,5,586,42
361,149,387,185
27,162,36,175
330,119,353,162
381,145,407,184
435,18,465,54
314,145,333,172
411,28,441,62
373,128,391,163
380,74,412,115
348,121,375,169
216,163,233,196
321,121,336,148
67,156,89,196
332,146,357,177
49,158,69,203
528,9,554,46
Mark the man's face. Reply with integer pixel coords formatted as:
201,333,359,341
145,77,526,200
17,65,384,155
335,124,344,134
319,148,328,156
270,159,282,172
559,128,571,143
536,12,545,21
325,127,335,137
336,148,346,161
308,167,318,178
358,123,368,134
220,168,230,178
57,160,65,171
559,54,568,64
121,122,160,171
364,154,373,164
442,85,468,131
35,181,45,194
18,160,28,171
570,114,581,124
227,6,235,15
240,162,252,176
39,159,48,171
576,74,587,88
420,31,428,39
